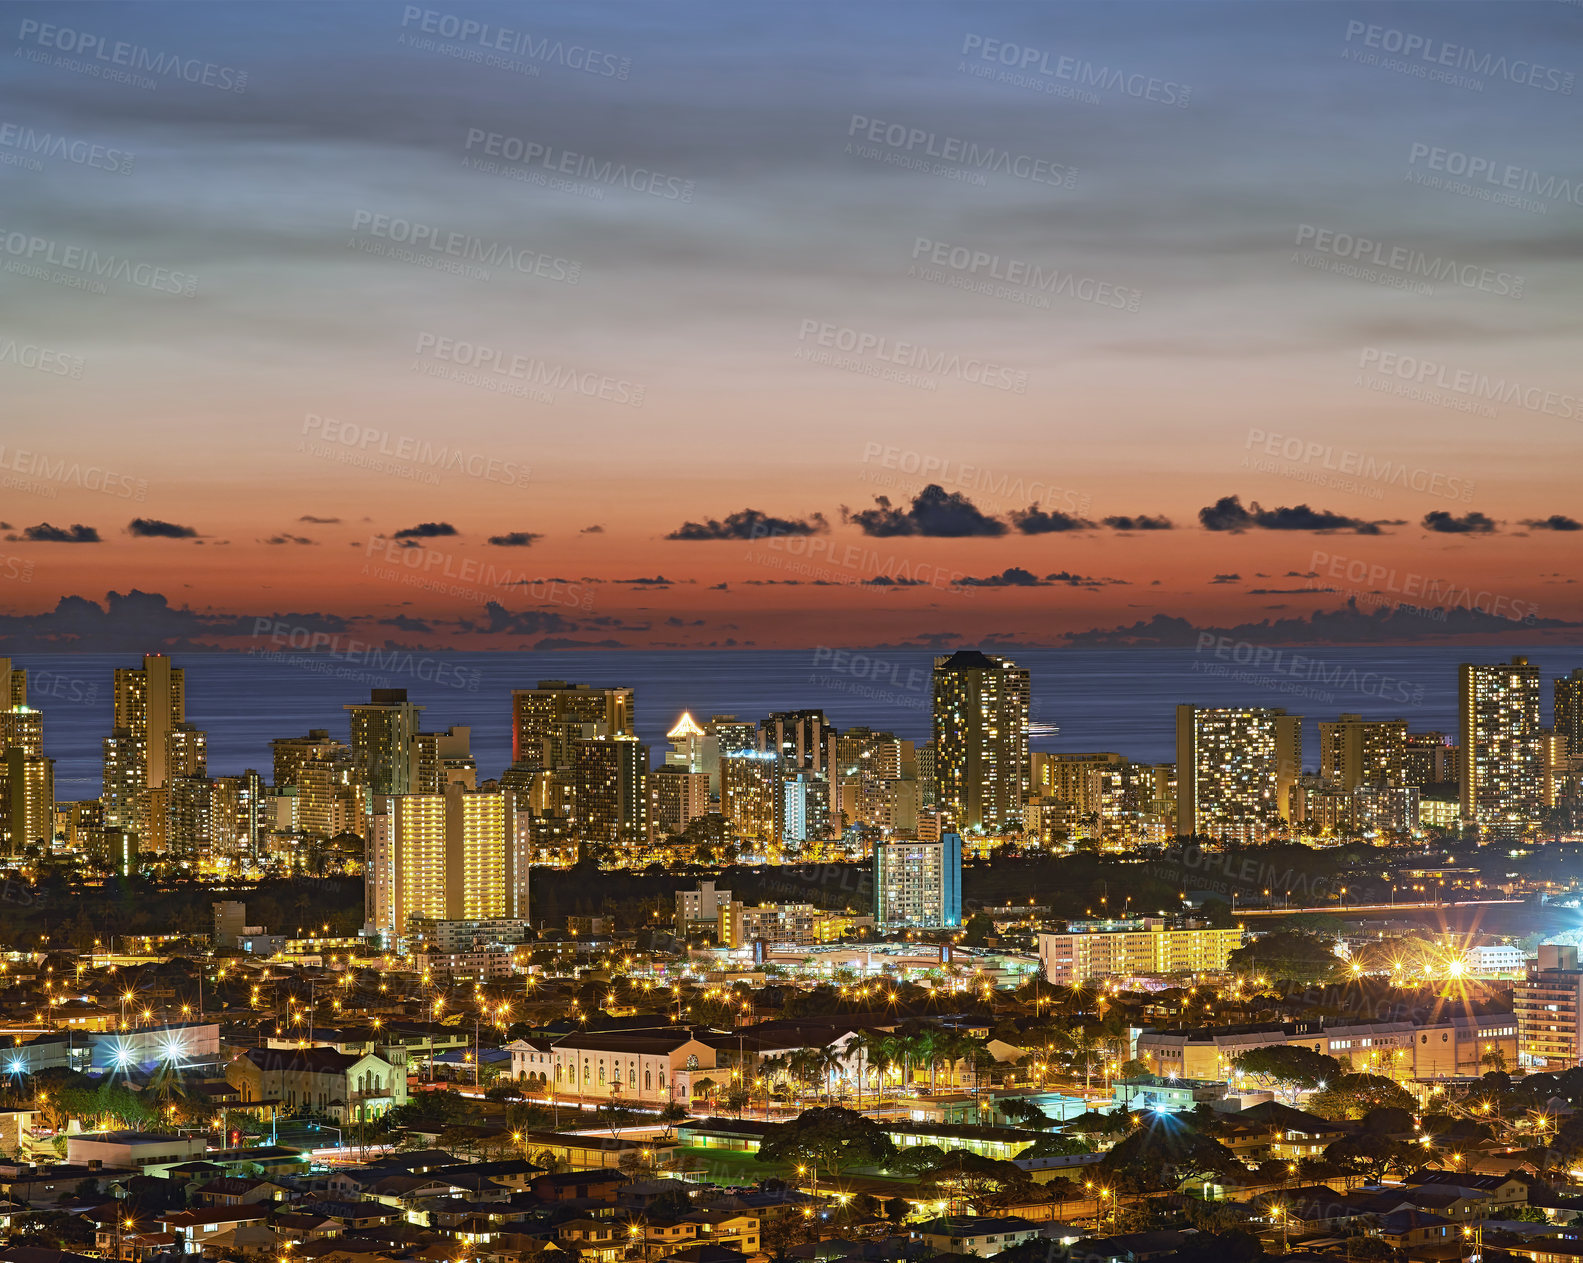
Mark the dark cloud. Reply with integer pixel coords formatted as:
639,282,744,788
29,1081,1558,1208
299,514,341,524
261,534,314,545
392,521,458,539
1198,495,1386,533
709,582,729,591
10,522,101,543
957,567,1045,587
845,485,1006,537
864,575,928,586
1521,515,1581,531
488,531,543,547
1046,570,1128,587
1209,573,1241,584
0,589,349,651
616,575,680,585
379,614,433,632
457,602,581,636
535,637,625,650
1248,587,1338,595
1422,510,1497,534
666,508,827,541
128,517,199,539
1102,514,1174,531
1009,505,1096,534
580,524,605,534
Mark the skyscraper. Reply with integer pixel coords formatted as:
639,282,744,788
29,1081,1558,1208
0,658,27,709
102,728,145,832
411,726,476,793
1,746,53,852
113,654,184,790
759,709,834,773
511,681,633,768
650,765,710,837
364,783,530,943
1318,715,1408,790
1175,705,1302,842
874,834,962,928
1557,669,1583,756
571,737,650,847
346,688,424,798
1460,655,1544,828
931,650,1030,834
166,723,208,779
721,750,781,843
665,712,706,770
0,706,43,758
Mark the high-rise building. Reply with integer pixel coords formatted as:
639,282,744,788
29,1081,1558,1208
113,654,184,790
931,650,1030,834
1515,945,1583,1068
411,726,476,793
781,771,828,845
102,728,145,833
874,834,962,928
166,776,216,859
665,712,706,770
166,723,208,780
721,751,781,843
1401,731,1457,787
834,728,918,833
346,688,424,797
270,729,345,789
571,737,649,847
0,705,43,758
1,746,54,851
703,714,758,794
0,658,27,709
364,784,530,944
1175,705,1302,842
511,681,634,769
1038,920,1244,986
759,709,834,774
650,765,710,837
1318,715,1408,790
1460,656,1544,828
1557,669,1583,757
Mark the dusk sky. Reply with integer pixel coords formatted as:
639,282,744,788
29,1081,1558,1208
3,1,1580,652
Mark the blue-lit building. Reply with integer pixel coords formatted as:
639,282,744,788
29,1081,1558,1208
88,1022,222,1074
874,832,962,928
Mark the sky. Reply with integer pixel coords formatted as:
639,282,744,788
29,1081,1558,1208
2,0,1581,652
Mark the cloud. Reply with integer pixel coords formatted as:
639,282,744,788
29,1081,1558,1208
1102,514,1174,531
1209,573,1241,584
379,614,433,632
864,575,928,586
957,567,1045,587
0,589,350,651
666,508,827,541
709,582,728,591
488,531,543,547
1521,514,1581,531
844,485,1005,537
1045,570,1128,587
1010,505,1096,534
456,602,582,637
261,534,315,545
10,522,101,543
299,514,341,524
1422,510,1497,534
1198,495,1386,533
1247,587,1338,595
580,524,605,534
393,521,458,539
616,575,681,585
128,517,199,539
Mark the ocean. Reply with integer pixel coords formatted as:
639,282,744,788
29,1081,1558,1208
15,644,1580,798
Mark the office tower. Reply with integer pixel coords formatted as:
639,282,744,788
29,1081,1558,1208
759,709,834,774
571,737,649,847
166,723,208,780
511,681,634,768
1558,669,1583,756
270,729,345,789
364,783,530,942
0,658,27,708
665,712,706,770
411,726,476,793
1,747,54,851
781,771,829,845
721,751,781,843
0,706,43,757
650,765,710,837
346,688,424,797
874,834,962,928
113,653,184,790
1460,656,1544,827
1175,705,1302,842
1401,731,1457,787
1318,714,1408,789
931,649,1030,834
102,728,145,832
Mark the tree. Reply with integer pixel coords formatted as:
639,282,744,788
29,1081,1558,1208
657,1102,689,1139
960,913,995,947
1324,1131,1416,1184
920,1149,1032,1213
756,1107,897,1181
1308,1074,1415,1121
999,1099,1053,1130
1019,1132,1094,1160
1230,1045,1343,1106
1227,931,1341,984
1098,1114,1240,1193
883,1195,911,1225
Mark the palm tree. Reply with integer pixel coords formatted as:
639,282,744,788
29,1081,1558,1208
853,1031,889,1108
911,1028,942,1094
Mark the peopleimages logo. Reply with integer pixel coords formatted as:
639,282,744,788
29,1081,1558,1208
0,226,197,295
1357,349,1581,420
797,320,1028,393
0,123,134,174
910,237,1141,311
1293,225,1522,299
1343,21,1574,94
845,116,1077,188
958,34,1192,107
398,7,631,79
300,413,531,488
14,19,248,92
1406,143,1583,209
1243,429,1474,503
349,210,581,283
461,129,694,202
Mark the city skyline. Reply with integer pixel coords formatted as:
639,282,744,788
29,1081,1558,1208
3,2,1581,650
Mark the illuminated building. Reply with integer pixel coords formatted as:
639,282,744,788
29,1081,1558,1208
1401,730,1457,786
721,751,780,842
931,650,1030,834
1558,669,1583,756
665,711,706,770
410,725,476,793
1318,714,1407,789
703,714,758,793
835,727,919,832
718,901,820,948
874,833,962,928
166,775,216,859
571,736,649,847
1175,705,1302,842
345,688,423,797
780,770,828,845
0,658,26,708
165,722,208,779
364,784,530,944
113,653,184,791
0,706,42,758
1459,656,1544,828
1515,945,1583,1068
511,680,634,768
102,728,145,833
759,708,834,774
1040,920,1244,986
296,749,364,838
270,729,345,788
650,765,710,837
2,746,54,850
